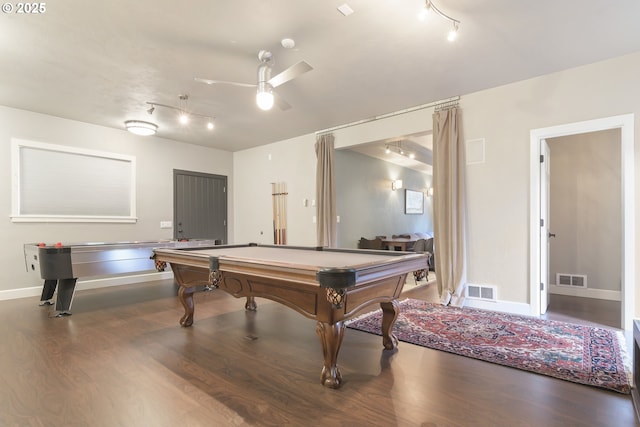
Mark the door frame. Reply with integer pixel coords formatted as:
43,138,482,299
529,114,635,330
539,139,550,314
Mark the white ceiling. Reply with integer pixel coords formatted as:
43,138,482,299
347,132,434,174
2,1,640,152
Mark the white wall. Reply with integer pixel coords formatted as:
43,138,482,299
232,134,317,246
0,106,233,294
233,51,640,315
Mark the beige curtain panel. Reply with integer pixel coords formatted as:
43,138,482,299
315,133,337,248
432,107,467,306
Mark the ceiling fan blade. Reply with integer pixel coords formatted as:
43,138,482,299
268,61,313,88
273,92,292,111
194,77,256,88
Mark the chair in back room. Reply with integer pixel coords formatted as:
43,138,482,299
411,238,430,283
425,237,435,272
358,237,383,250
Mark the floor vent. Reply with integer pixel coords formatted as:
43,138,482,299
556,273,587,288
466,284,497,301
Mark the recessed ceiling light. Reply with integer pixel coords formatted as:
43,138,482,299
337,3,354,17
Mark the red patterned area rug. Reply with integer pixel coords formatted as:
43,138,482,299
346,299,631,394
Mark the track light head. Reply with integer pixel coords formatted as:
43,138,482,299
418,0,460,40
447,22,459,42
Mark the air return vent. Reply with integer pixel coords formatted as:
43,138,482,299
466,284,497,301
556,273,587,288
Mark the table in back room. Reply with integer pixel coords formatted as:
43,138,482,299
152,243,428,389
381,237,417,251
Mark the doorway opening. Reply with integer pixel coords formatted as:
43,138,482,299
529,114,635,330
546,130,622,328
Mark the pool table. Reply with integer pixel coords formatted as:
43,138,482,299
152,243,428,389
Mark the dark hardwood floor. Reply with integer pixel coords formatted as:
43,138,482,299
1,278,636,427
544,293,622,329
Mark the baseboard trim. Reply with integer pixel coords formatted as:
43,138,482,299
463,298,532,316
0,271,175,301
549,284,621,301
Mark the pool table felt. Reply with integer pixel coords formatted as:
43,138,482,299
177,246,408,270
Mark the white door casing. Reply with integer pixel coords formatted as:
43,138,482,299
540,140,550,314
529,114,634,330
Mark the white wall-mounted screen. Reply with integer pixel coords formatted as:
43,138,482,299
11,139,137,223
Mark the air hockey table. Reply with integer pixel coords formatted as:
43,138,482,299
24,239,221,315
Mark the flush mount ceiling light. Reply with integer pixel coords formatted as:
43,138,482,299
124,120,157,136
418,0,460,42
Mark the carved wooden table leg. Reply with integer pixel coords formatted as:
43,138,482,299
316,321,345,389
245,296,257,311
178,286,196,327
380,300,400,350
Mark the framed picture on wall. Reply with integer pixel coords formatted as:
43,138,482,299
405,189,424,214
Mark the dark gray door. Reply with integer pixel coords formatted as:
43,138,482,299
173,170,227,242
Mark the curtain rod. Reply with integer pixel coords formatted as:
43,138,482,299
314,96,460,135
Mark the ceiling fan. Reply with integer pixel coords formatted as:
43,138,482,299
195,50,313,111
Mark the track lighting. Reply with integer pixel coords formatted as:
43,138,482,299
385,143,415,160
418,0,461,42
145,95,216,131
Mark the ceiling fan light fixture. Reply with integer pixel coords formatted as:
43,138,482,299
125,120,157,136
256,83,274,111
256,91,274,110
